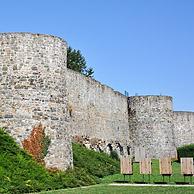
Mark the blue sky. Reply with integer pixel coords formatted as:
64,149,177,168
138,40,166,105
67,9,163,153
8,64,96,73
0,0,194,111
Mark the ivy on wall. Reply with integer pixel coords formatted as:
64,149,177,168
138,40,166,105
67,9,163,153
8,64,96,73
22,123,51,164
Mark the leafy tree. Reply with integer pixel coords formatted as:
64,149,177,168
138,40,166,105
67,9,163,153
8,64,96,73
67,46,94,77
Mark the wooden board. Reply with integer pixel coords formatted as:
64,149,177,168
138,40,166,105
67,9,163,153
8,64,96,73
120,156,133,175
171,150,178,160
159,157,172,175
181,158,193,175
135,146,146,162
140,158,152,174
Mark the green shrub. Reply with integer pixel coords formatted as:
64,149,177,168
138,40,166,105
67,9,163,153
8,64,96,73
177,144,194,161
0,128,119,193
110,150,119,161
73,143,120,178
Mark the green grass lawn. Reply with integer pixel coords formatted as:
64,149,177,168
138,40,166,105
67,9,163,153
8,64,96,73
102,160,193,184
34,160,194,194
35,184,194,194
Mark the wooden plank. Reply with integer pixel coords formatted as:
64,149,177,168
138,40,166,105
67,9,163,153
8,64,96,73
140,158,152,175
120,156,133,175
135,147,140,162
171,150,178,160
159,157,172,175
181,158,193,175
135,146,146,162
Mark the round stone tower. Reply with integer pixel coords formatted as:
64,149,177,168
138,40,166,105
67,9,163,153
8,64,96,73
0,33,72,170
173,111,194,148
128,95,176,158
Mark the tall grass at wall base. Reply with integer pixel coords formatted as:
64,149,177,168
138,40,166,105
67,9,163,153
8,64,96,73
0,128,119,194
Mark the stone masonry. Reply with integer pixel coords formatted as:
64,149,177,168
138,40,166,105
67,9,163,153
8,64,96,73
0,32,194,170
0,33,72,170
128,96,176,158
173,111,194,148
66,69,130,156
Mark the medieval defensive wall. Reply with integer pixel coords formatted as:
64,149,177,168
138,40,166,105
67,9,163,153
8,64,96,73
0,32,193,170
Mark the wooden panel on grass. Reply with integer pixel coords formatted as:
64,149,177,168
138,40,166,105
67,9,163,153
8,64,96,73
140,158,152,174
135,146,146,162
181,158,193,175
171,150,178,160
159,157,172,175
120,156,133,175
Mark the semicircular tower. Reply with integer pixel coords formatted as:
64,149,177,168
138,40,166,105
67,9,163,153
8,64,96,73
128,95,176,158
173,111,194,148
0,32,72,170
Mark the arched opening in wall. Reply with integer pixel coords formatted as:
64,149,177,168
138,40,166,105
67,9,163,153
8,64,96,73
67,103,73,117
107,143,113,152
116,142,124,156
97,144,103,152
127,146,131,155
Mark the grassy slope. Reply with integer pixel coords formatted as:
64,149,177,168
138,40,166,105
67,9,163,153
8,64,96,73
72,143,119,179
0,129,119,194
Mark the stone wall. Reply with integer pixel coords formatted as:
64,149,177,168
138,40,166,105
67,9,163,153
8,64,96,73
66,69,130,156
0,33,72,170
128,96,176,158
1,32,194,170
173,111,194,148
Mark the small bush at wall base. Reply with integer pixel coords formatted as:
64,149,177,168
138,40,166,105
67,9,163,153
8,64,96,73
110,150,119,161
177,144,194,161
22,124,51,163
73,143,120,178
